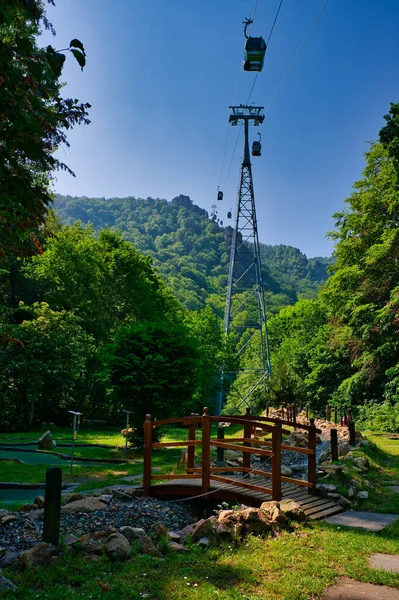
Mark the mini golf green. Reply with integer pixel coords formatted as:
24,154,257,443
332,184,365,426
0,449,117,467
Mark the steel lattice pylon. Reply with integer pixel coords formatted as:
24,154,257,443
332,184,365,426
217,105,271,415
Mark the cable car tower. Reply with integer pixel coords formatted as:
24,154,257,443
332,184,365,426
218,105,271,414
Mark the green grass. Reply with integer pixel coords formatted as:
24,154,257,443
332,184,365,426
2,518,399,599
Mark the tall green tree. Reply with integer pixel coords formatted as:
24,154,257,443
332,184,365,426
0,0,89,257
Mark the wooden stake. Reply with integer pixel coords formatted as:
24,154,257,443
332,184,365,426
330,428,338,462
272,423,282,501
43,467,62,545
308,418,317,495
143,414,152,491
201,407,210,493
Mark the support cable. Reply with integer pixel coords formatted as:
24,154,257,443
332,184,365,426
264,0,329,116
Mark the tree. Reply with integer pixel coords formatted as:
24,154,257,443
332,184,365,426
322,102,399,408
99,321,200,444
0,0,90,258
0,302,94,430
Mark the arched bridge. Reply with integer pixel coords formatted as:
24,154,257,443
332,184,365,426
142,408,343,520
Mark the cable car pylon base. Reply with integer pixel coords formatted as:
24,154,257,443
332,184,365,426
218,105,271,415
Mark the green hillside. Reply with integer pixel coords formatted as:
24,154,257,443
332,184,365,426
54,194,331,313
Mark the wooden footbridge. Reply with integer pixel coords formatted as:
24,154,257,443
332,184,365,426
142,408,343,520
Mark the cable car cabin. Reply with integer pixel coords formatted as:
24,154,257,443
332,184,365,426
217,190,223,201
252,140,261,156
227,210,232,219
244,37,267,72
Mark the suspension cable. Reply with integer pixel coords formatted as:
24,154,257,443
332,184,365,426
264,0,329,116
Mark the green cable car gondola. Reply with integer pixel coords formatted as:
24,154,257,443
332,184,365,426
243,18,267,72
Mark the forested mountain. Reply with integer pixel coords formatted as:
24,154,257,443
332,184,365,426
54,194,331,313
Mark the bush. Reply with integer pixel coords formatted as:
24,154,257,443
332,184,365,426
356,401,399,433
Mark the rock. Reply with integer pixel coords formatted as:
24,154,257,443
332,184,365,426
357,490,369,500
322,484,337,493
62,493,85,505
285,432,308,448
348,487,355,500
1,514,17,525
79,533,107,555
62,497,107,513
63,534,79,546
119,526,147,543
291,464,304,473
327,493,352,508
168,541,188,553
278,499,306,522
1,551,20,567
136,535,161,557
104,533,131,561
281,466,293,477
151,521,168,538
99,495,112,504
167,531,182,543
22,543,57,568
19,503,37,512
319,464,343,475
0,510,10,521
0,574,17,593
198,536,209,547
318,450,330,463
353,457,369,471
34,495,45,509
38,430,56,450
316,435,322,445
30,509,44,520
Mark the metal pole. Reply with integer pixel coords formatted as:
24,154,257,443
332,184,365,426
70,414,76,477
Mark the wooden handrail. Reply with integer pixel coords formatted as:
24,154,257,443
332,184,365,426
142,409,318,501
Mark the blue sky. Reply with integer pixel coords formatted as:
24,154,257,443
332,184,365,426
42,0,399,257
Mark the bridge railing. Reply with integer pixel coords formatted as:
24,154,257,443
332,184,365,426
142,408,321,501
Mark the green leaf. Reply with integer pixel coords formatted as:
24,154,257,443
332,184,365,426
70,48,86,71
69,39,86,56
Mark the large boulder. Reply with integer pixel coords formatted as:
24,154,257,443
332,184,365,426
104,533,131,561
285,432,308,449
38,430,56,450
119,526,147,543
79,532,107,555
22,543,57,568
279,500,306,522
62,497,108,513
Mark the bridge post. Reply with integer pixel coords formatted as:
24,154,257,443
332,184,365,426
308,417,317,495
271,423,282,501
187,414,196,472
143,414,152,492
201,407,210,493
243,407,252,478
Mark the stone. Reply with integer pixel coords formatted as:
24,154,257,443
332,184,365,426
136,535,161,557
119,526,147,542
323,577,399,600
316,435,322,444
326,493,352,508
1,514,17,525
357,490,369,500
0,551,20,567
278,499,306,522
318,450,330,463
198,537,209,548
281,466,293,477
291,464,304,473
388,486,399,493
0,510,10,521
0,574,17,593
63,534,79,546
104,533,131,561
30,509,44,520
151,521,168,538
79,533,107,555
168,541,188,553
22,543,57,568
353,457,369,471
19,503,37,512
62,493,85,505
34,495,45,508
61,497,107,513
285,432,308,448
369,553,399,573
347,487,355,500
326,511,398,532
38,430,56,450
358,439,371,448
167,531,182,543
319,464,343,475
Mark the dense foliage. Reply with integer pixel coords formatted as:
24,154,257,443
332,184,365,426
54,194,330,313
0,0,89,258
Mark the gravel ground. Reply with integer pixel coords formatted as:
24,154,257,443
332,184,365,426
0,496,200,555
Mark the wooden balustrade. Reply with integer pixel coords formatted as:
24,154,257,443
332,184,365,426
142,407,319,500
